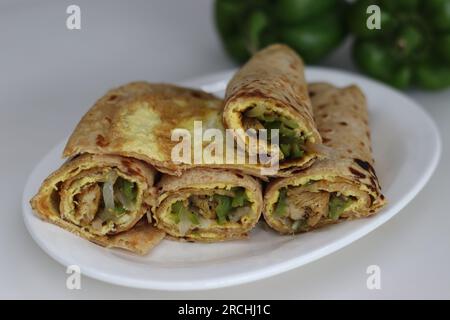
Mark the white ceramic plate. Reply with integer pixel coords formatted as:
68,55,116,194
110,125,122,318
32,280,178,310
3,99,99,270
22,67,441,291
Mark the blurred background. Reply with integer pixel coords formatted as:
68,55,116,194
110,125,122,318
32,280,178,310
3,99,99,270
0,0,449,299
215,0,450,90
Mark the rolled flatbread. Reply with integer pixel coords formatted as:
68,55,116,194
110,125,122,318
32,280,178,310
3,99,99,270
63,82,226,176
263,83,386,234
154,168,263,241
31,154,165,254
223,44,322,176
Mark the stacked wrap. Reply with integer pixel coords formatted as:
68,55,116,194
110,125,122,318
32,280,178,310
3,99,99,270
31,154,164,255
31,82,267,249
154,169,263,241
263,83,386,234
223,44,322,176
151,44,322,240
30,83,217,254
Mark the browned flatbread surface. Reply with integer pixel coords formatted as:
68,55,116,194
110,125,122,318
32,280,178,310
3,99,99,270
264,83,386,234
63,82,225,175
223,44,322,174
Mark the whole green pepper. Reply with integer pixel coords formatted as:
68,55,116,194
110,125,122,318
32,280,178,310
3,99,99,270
349,0,450,90
214,0,348,64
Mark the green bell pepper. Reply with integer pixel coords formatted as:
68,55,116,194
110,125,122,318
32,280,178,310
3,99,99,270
214,194,233,224
231,187,250,208
274,188,288,216
328,195,353,220
349,0,450,90
214,0,348,63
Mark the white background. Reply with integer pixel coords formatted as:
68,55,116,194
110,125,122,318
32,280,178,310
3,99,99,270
1,0,449,299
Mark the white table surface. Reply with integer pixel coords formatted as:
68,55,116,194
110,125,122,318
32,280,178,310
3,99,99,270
1,0,449,299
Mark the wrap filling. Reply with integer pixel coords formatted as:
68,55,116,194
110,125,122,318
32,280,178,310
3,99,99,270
244,104,308,160
59,168,142,236
271,180,359,232
167,187,253,236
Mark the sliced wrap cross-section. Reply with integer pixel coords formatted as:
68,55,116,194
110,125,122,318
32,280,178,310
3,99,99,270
31,154,165,254
263,83,386,234
223,44,322,176
154,168,263,241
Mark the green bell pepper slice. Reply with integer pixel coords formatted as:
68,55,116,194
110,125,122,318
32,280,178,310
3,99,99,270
274,188,288,217
231,187,249,208
328,195,353,220
214,194,233,225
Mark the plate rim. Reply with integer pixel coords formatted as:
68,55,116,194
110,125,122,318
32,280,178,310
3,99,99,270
22,66,442,291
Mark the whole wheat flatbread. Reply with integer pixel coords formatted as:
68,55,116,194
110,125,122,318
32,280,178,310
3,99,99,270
154,168,263,241
31,154,165,255
223,44,322,174
264,83,386,234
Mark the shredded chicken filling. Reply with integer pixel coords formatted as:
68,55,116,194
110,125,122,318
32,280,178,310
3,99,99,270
62,170,139,234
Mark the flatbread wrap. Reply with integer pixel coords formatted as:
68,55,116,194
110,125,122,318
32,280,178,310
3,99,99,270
223,44,322,175
62,82,226,176
31,154,165,254
263,83,386,234
153,168,263,241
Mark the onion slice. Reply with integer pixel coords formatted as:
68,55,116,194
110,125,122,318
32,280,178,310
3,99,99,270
198,217,212,228
178,209,192,236
102,171,118,211
228,206,250,223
